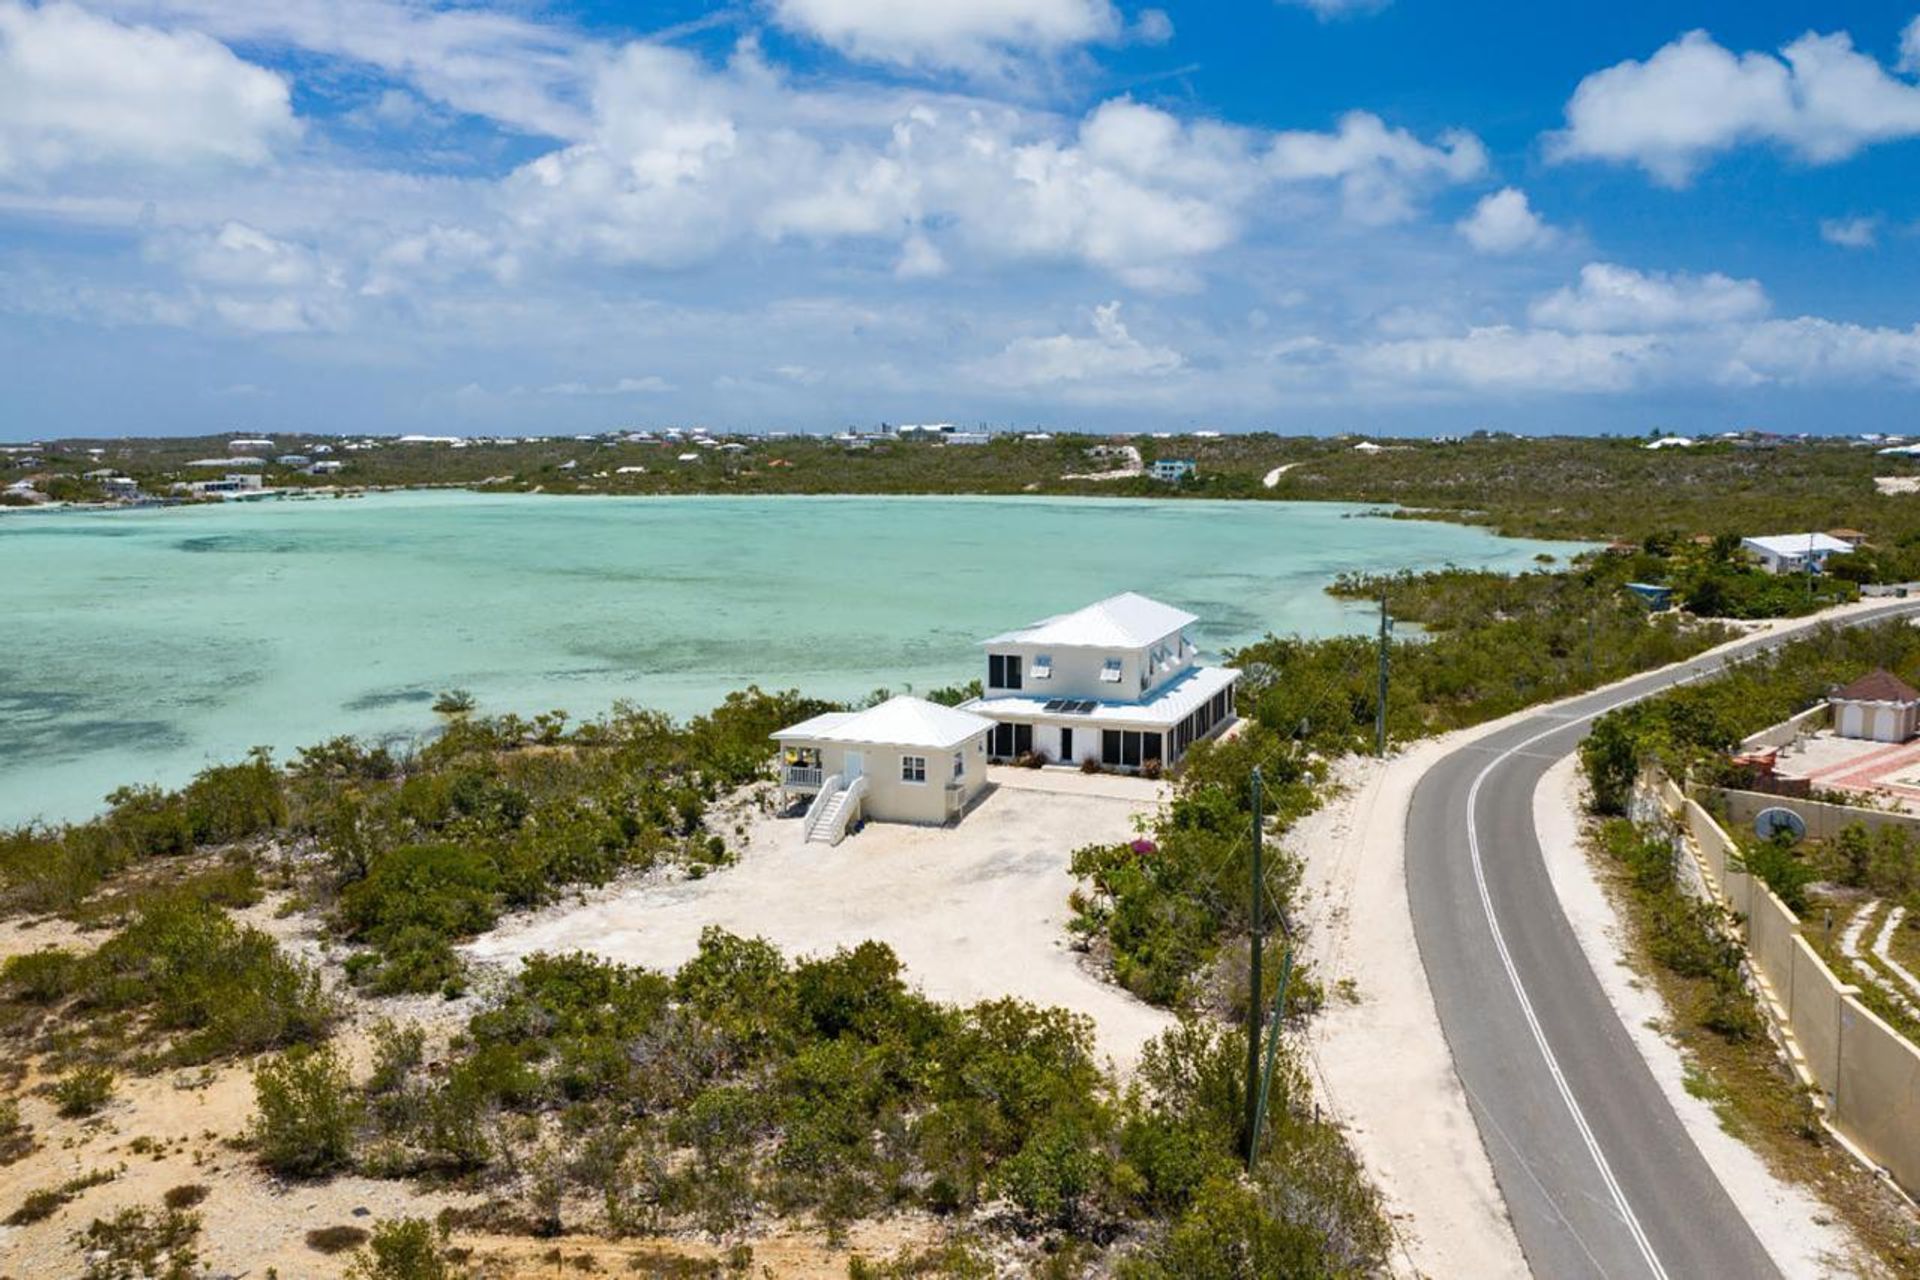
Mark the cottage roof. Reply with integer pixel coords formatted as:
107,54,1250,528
1832,670,1920,705
985,592,1198,649
774,696,992,750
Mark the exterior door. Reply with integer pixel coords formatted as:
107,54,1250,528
1060,726,1073,762
843,750,864,781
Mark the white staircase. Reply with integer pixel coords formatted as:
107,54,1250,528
803,774,867,845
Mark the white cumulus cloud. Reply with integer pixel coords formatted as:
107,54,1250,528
1457,187,1556,254
1529,262,1768,333
767,0,1123,73
1550,25,1920,185
1820,216,1879,248
977,301,1183,386
0,0,295,181
1268,111,1486,224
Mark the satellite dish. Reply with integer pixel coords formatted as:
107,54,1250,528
1755,808,1808,842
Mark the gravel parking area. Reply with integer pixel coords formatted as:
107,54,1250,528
469,769,1175,1070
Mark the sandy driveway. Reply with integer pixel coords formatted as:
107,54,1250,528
468,768,1176,1070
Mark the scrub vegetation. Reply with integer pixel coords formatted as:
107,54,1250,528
0,682,1389,1275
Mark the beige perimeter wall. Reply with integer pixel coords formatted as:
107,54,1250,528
1639,771,1920,1197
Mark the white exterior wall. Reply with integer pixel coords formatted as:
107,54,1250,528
790,736,988,824
982,630,1193,704
1832,699,1920,743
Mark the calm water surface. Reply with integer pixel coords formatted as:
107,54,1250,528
2,491,1586,823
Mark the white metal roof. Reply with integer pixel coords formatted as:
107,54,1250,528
774,696,993,750
985,591,1199,649
963,663,1239,730
1741,533,1854,558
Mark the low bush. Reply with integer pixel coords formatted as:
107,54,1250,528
82,896,333,1063
251,1044,360,1177
74,1205,202,1280
53,1064,116,1117
161,1184,208,1210
308,1224,372,1254
345,1216,460,1280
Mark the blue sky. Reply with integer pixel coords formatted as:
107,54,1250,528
3,1,1919,438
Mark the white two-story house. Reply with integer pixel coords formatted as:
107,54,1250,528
961,592,1240,772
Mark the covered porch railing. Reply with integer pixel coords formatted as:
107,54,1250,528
784,764,825,789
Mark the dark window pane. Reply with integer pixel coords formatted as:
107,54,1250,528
1144,733,1162,765
1102,730,1122,764
1007,655,1023,690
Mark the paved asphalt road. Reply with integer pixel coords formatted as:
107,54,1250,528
1406,601,1920,1279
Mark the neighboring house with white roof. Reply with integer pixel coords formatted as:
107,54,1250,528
961,592,1239,773
774,696,994,841
1742,532,1854,575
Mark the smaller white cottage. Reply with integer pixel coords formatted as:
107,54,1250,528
774,696,994,842
1830,670,1920,743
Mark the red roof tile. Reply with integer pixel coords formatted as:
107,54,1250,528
1833,669,1920,704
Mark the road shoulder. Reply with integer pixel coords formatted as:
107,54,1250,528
1532,753,1867,1279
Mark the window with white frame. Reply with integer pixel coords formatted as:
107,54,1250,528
952,752,965,780
901,755,927,783
1100,657,1123,682
1031,654,1052,679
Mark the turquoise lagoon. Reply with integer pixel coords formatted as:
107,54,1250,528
1,491,1586,824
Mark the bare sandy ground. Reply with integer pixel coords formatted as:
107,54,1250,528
1262,462,1299,488
1874,476,1920,495
469,768,1177,1071
1289,747,1527,1280
1534,755,1873,1279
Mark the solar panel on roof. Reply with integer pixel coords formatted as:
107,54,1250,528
1042,699,1066,712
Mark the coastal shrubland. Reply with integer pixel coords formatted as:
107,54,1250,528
227,934,1385,1273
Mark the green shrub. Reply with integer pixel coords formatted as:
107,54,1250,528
1116,1175,1334,1280
0,824,123,913
2,947,82,1004
84,897,332,1062
53,1064,116,1117
251,1044,360,1177
345,1216,459,1280
181,751,287,845
75,1205,203,1280
308,1224,372,1254
161,1184,208,1210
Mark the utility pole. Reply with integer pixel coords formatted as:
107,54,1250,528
1586,596,1595,683
1807,531,1816,604
1375,593,1391,757
1244,766,1264,1167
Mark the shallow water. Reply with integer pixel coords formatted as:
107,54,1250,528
2,491,1584,823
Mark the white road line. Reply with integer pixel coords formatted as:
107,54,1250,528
1465,701,1678,1280
1449,600,1920,1280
